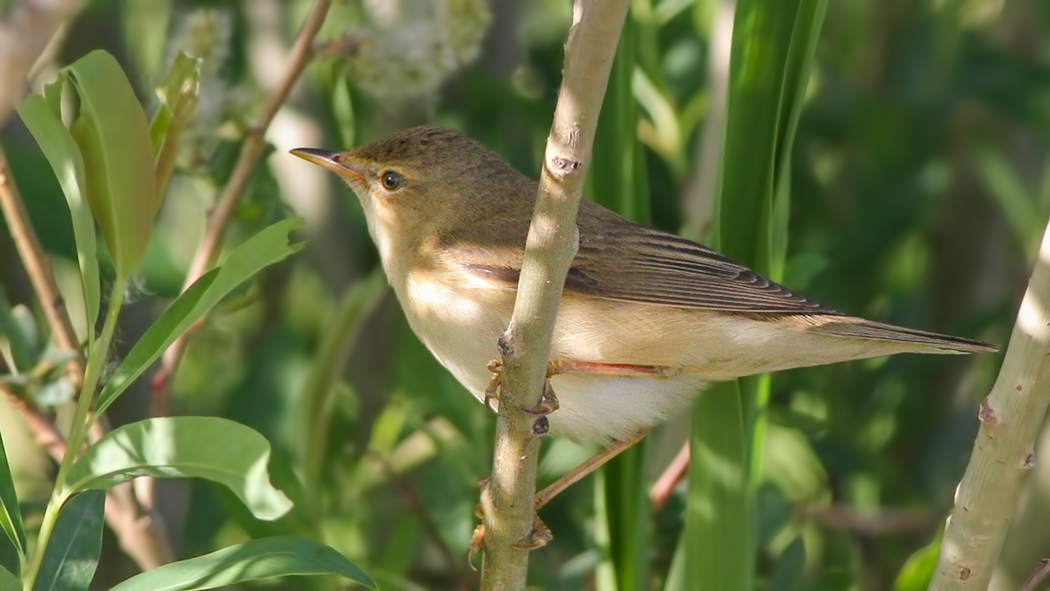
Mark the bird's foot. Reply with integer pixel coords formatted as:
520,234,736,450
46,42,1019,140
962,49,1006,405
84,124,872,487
522,378,559,416
512,515,553,550
483,359,561,417
468,513,553,566
468,514,552,568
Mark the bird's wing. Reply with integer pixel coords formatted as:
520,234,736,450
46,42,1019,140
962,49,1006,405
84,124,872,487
440,206,841,316
564,221,841,314
439,204,997,353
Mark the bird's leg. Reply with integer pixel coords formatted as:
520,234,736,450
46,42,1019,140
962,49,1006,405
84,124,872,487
535,428,649,509
470,428,649,561
485,359,673,415
547,359,681,379
472,360,671,559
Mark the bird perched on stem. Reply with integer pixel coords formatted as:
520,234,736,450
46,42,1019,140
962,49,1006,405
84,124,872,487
292,125,995,500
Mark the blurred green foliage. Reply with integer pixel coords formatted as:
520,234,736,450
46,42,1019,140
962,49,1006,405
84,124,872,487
0,0,1044,588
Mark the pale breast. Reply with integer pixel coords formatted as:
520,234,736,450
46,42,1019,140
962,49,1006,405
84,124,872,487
397,266,515,395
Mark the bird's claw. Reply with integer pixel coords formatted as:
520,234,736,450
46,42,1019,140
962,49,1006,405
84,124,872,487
484,360,502,411
520,378,559,416
468,523,485,570
511,515,553,551
485,360,561,417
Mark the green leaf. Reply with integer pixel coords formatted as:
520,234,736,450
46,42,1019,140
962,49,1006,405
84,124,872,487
0,564,19,590
109,537,375,591
66,417,292,521
33,490,105,591
95,218,303,416
768,538,805,591
66,50,156,277
0,292,34,374
16,93,101,334
151,52,201,208
894,532,942,591
686,381,750,591
0,430,25,577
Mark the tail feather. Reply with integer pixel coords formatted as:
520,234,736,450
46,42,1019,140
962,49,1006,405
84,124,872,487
811,318,998,355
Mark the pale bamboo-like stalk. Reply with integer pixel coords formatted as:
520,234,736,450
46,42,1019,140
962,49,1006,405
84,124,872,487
478,1,629,589
930,217,1050,590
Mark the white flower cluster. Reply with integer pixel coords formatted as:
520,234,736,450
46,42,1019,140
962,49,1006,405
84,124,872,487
348,0,491,99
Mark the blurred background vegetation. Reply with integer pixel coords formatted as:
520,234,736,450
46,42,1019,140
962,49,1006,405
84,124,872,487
0,0,1047,589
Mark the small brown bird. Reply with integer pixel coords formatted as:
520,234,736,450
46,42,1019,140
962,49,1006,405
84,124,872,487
292,126,995,445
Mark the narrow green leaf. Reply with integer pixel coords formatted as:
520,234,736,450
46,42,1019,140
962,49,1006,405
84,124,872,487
66,50,156,277
66,417,292,521
687,381,750,591
0,430,25,577
152,52,201,208
108,537,376,591
95,218,304,416
16,94,101,333
33,490,105,591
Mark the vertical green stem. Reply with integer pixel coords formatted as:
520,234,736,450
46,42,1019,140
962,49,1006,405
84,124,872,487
22,278,126,591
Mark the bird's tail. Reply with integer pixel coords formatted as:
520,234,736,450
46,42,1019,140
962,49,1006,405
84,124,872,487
809,318,998,355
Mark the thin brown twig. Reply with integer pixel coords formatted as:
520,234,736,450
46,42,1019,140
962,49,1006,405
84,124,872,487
1020,559,1050,591
152,0,333,415
796,504,935,536
3,388,67,460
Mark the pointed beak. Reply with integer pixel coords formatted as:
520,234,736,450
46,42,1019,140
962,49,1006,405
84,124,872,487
290,148,365,182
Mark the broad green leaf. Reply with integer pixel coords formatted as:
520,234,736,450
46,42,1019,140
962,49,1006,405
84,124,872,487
16,94,101,333
0,430,25,577
151,52,201,208
109,537,375,591
66,417,292,521
95,218,303,416
33,490,105,591
66,50,156,277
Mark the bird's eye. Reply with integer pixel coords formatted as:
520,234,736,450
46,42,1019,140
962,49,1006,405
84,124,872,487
381,170,404,191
